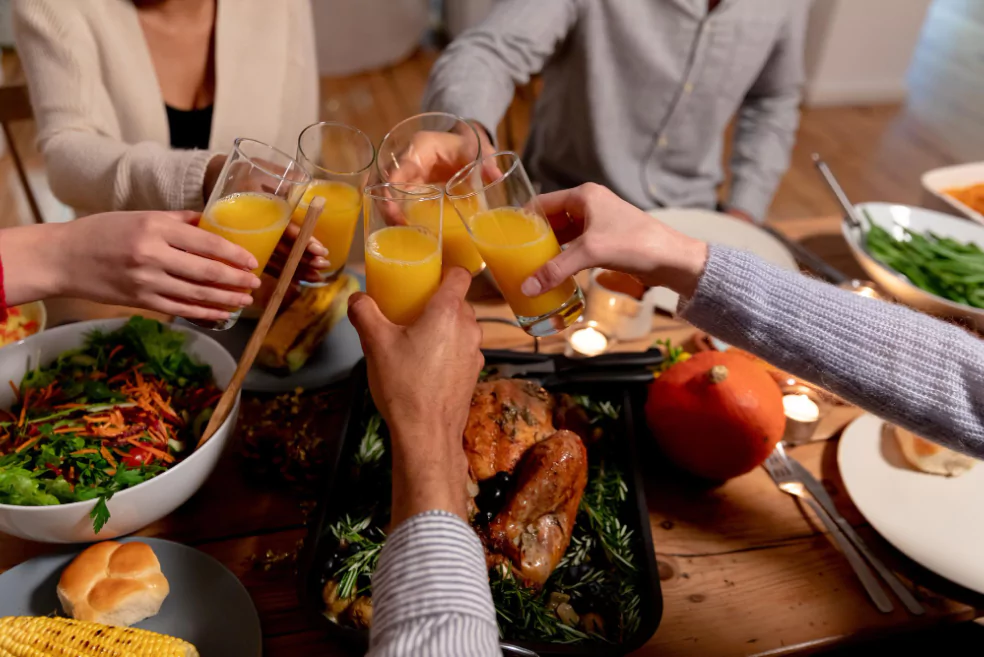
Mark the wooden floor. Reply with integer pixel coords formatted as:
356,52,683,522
2,0,983,229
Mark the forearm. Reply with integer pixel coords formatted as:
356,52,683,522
389,425,470,524
421,0,576,133
368,511,499,657
0,224,68,306
43,132,217,212
680,246,984,456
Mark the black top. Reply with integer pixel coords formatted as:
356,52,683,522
166,104,214,150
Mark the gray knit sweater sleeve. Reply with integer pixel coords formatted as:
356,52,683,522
679,246,984,457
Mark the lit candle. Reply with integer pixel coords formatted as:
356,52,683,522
783,394,820,423
569,326,609,357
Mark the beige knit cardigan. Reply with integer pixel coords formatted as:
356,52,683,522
12,0,319,215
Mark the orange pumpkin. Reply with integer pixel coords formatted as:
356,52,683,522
645,351,786,481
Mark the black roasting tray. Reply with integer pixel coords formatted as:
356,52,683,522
298,353,663,656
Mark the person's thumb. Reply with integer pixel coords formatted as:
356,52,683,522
348,292,395,351
520,240,592,297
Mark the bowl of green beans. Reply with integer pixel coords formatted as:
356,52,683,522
843,203,984,329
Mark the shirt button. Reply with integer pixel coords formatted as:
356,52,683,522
658,136,669,148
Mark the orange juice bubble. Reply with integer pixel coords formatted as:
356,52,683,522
201,192,291,275
468,207,578,319
292,181,361,274
406,196,484,274
365,226,441,325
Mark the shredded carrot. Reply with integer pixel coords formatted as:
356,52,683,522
99,445,118,469
53,426,79,434
8,380,19,403
15,435,40,453
108,345,123,361
70,449,99,457
53,403,88,410
17,389,31,427
125,438,174,463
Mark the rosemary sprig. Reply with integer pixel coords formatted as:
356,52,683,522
618,579,642,637
353,414,384,468
571,394,621,424
580,462,637,573
490,566,589,644
328,513,386,599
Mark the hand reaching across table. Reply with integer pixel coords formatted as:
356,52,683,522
347,267,499,657
522,183,984,459
0,211,261,323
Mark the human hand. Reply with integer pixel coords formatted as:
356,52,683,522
520,184,709,299
347,268,484,523
382,121,498,186
265,221,331,282
49,211,261,321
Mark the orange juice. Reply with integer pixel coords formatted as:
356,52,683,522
406,196,484,274
201,192,291,275
468,207,577,318
365,226,441,325
292,181,361,273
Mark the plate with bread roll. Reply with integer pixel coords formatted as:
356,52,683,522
838,413,984,594
0,537,260,656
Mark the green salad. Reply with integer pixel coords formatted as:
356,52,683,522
0,317,220,532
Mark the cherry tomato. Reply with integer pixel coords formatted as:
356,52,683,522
122,448,152,468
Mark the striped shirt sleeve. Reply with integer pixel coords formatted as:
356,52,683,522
368,510,501,657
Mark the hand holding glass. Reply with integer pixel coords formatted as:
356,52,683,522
363,183,444,325
295,122,375,284
447,152,584,336
194,138,309,330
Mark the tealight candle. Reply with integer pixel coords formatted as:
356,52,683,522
568,325,609,357
783,393,820,423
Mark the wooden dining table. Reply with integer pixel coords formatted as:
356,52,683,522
1,214,982,656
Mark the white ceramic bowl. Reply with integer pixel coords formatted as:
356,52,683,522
0,319,239,543
844,203,984,330
920,162,984,225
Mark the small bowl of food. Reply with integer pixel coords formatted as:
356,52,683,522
844,203,984,330
0,301,46,348
921,162,984,224
0,316,238,543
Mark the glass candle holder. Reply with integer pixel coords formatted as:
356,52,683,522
781,384,824,446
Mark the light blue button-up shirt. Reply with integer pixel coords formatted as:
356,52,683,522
424,0,811,221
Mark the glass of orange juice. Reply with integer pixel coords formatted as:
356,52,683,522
363,183,443,325
192,138,310,330
295,122,375,285
377,113,485,276
447,151,584,337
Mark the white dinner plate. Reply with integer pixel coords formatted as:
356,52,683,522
837,413,984,594
0,537,261,656
921,162,984,225
644,209,798,313
178,274,365,393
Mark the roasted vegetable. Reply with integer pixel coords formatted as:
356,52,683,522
0,616,198,656
259,274,360,373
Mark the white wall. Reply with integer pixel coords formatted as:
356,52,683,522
804,0,933,106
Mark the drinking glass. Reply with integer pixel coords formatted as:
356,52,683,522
446,151,584,337
363,183,443,325
377,112,485,275
295,122,375,284
193,138,310,330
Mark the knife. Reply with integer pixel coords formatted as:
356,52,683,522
761,224,850,285
787,457,925,615
485,349,664,379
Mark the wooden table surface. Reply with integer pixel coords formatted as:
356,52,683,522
2,215,982,657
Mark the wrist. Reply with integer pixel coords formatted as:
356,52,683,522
652,234,708,298
0,225,68,305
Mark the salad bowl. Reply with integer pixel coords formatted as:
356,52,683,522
0,319,238,543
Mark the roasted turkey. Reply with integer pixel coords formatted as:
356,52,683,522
465,380,589,588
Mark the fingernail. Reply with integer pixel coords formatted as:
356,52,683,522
521,277,542,297
313,256,331,269
310,242,328,256
249,276,262,289
247,256,259,269
240,295,254,307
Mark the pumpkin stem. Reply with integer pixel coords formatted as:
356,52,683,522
707,365,729,384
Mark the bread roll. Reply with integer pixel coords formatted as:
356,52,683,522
894,426,977,477
58,541,170,627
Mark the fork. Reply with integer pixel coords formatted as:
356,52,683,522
764,446,895,613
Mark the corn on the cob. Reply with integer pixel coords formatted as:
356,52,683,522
259,274,360,373
0,616,199,657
